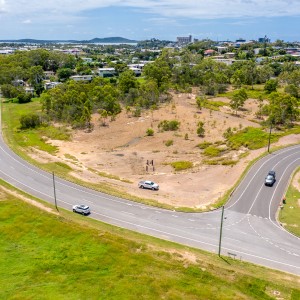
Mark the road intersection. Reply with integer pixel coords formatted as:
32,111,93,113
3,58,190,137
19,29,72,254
0,131,299,275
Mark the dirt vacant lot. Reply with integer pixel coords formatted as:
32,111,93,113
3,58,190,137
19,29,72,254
30,91,300,209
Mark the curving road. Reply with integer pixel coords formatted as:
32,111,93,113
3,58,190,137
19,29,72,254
0,113,300,275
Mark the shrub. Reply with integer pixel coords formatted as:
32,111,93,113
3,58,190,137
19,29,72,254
146,128,154,136
264,79,278,94
227,127,279,150
202,100,227,111
203,146,222,157
223,127,234,139
196,141,212,149
221,159,237,166
170,161,193,171
19,113,42,129
197,121,205,137
203,158,237,166
158,120,180,131
17,92,32,104
196,96,206,110
165,140,173,147
133,106,141,117
40,126,71,141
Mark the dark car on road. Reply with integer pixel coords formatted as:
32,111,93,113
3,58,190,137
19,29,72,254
265,171,276,186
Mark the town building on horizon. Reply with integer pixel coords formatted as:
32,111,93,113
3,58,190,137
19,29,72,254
258,36,271,43
176,35,192,45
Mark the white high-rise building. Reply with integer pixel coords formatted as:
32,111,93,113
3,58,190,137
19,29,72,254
177,35,192,45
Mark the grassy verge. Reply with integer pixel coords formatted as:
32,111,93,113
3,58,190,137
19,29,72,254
0,185,299,299
1,99,70,155
279,168,300,237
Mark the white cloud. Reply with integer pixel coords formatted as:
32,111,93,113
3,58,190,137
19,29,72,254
146,17,179,25
0,0,7,13
132,0,300,18
2,0,300,19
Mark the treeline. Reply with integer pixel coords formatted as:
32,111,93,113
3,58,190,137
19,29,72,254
39,70,171,129
0,49,76,83
0,49,76,101
169,50,300,96
1,48,300,129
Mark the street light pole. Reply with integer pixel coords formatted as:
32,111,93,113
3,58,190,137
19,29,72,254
218,205,225,257
52,172,59,212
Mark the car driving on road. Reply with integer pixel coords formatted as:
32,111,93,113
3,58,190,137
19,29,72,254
265,171,276,186
138,180,159,190
72,204,91,215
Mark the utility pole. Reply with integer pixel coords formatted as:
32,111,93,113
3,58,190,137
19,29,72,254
218,206,225,257
267,122,272,153
52,172,59,212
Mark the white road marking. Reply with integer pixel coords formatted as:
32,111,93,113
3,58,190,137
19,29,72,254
82,199,94,204
121,211,134,216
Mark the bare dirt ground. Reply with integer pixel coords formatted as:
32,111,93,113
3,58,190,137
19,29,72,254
30,91,300,209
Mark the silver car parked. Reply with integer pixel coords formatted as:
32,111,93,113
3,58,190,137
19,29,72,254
138,180,159,190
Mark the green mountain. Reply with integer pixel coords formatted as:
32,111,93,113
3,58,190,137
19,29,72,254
0,37,138,44
88,37,137,43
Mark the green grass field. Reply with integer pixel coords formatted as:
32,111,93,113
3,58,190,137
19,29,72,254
1,99,70,155
1,186,300,299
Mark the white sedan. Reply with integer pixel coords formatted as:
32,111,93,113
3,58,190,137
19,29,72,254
138,180,159,190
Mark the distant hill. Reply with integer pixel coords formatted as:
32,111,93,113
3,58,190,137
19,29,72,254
88,37,137,43
0,37,138,44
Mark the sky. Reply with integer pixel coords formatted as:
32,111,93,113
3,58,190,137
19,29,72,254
0,0,300,42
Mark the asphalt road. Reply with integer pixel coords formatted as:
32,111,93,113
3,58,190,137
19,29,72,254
0,124,300,275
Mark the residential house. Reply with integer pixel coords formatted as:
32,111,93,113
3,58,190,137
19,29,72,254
25,87,34,95
44,71,55,79
212,58,236,65
217,46,228,54
224,52,235,59
204,49,215,56
0,49,14,55
98,68,116,78
44,82,61,90
128,66,142,76
70,75,93,81
12,79,25,87
82,57,93,64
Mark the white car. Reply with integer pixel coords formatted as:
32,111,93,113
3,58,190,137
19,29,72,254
138,180,159,190
72,204,91,215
